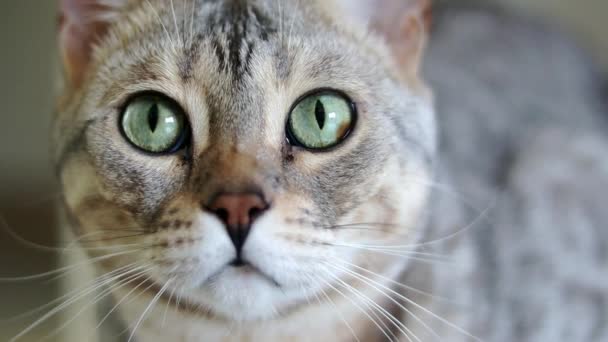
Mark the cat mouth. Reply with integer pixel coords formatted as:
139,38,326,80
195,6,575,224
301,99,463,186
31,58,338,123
206,259,282,288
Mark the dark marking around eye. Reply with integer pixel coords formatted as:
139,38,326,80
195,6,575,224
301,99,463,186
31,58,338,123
148,104,159,132
315,100,326,130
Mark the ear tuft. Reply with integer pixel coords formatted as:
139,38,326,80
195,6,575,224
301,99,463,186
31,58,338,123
59,0,129,86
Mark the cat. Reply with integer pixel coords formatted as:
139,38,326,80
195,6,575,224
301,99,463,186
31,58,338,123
42,0,608,341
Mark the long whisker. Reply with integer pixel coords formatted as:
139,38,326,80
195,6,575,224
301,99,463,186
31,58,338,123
78,233,150,245
286,0,299,53
342,248,455,267
189,0,196,44
0,215,75,253
326,261,438,342
169,0,182,46
94,274,156,336
61,230,141,252
316,269,395,342
312,242,455,266
40,264,153,342
0,249,142,282
400,175,481,212
0,215,153,253
331,243,453,260
145,0,174,46
127,278,173,342
336,200,495,251
307,274,361,342
0,262,140,324
277,0,284,45
333,258,460,306
8,262,149,342
322,223,411,234
110,274,161,341
329,258,481,341
322,268,411,342
162,284,178,327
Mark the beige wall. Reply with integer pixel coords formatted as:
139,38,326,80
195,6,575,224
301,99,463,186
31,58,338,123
0,2,59,341
501,0,608,70
0,1,605,341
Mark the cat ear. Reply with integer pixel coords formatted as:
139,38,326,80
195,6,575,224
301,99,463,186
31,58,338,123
59,0,129,86
336,0,431,78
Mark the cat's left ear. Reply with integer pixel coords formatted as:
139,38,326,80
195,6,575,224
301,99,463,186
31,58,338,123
335,0,431,79
59,0,129,87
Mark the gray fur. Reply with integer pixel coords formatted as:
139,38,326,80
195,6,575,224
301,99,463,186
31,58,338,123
412,5,608,341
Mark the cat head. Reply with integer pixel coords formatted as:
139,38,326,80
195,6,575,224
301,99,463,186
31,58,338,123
55,0,436,321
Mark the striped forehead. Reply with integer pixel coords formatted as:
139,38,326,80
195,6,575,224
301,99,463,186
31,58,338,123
174,1,277,78
180,0,280,143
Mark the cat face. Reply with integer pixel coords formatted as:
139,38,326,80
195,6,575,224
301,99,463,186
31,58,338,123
55,0,435,322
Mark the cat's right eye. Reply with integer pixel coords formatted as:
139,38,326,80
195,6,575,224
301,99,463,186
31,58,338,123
120,94,189,154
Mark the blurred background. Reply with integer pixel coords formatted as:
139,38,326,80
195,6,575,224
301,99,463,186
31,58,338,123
0,0,606,341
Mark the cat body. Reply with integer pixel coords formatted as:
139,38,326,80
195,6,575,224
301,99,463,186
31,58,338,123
51,0,608,341
406,5,608,341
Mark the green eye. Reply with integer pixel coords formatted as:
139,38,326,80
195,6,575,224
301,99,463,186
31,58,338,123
287,91,356,150
121,95,188,153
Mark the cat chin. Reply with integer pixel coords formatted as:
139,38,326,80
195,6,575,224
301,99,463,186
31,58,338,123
185,268,310,322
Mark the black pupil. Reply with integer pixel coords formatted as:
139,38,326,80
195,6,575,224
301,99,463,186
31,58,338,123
148,103,159,132
314,100,326,130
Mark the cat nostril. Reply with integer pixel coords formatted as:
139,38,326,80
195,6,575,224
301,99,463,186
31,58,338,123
249,207,263,220
214,208,229,223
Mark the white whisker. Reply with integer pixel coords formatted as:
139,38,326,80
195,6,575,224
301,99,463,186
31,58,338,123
162,284,177,328
277,0,284,45
0,215,146,254
333,243,452,260
127,278,173,342
9,262,147,342
341,200,495,251
308,274,361,342
334,258,460,306
94,274,156,335
0,249,141,282
401,175,479,212
169,0,182,46
190,0,196,44
331,245,456,266
326,261,438,342
1,262,141,324
286,0,299,53
319,268,397,342
329,269,412,342
41,265,153,342
145,0,174,47
328,258,481,341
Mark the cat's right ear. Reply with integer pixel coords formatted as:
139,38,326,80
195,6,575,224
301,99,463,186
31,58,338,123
59,0,129,87
333,0,431,81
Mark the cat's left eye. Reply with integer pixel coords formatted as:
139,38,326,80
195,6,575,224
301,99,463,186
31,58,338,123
287,90,356,150
120,94,188,154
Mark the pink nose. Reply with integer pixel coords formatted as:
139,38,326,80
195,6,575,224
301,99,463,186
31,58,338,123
207,193,269,253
